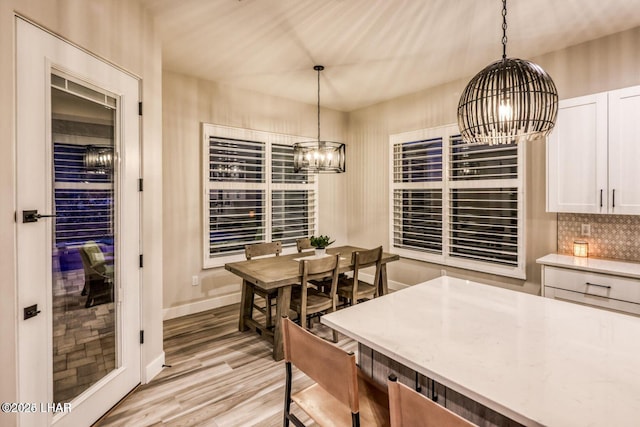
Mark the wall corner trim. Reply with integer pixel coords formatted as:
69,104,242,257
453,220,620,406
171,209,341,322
144,351,165,384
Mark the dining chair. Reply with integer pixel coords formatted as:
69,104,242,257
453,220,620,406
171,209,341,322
337,246,383,306
282,317,390,427
244,241,282,329
295,237,313,253
296,236,335,292
387,375,475,427
79,241,113,308
290,253,340,342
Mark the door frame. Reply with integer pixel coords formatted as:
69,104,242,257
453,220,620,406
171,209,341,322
16,17,142,427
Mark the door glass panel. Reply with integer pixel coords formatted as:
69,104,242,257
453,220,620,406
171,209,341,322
51,74,118,404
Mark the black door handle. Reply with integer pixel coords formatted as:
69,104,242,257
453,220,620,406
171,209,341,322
22,210,57,223
24,304,41,320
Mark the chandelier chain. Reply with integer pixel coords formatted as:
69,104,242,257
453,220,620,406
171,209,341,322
501,0,508,59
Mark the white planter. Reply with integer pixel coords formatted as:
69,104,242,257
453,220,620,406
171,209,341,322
315,248,326,257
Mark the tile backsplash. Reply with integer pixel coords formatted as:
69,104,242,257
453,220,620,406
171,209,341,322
558,213,640,262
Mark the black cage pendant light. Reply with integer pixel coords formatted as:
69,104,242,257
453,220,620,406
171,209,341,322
293,65,346,173
457,0,558,145
84,145,113,174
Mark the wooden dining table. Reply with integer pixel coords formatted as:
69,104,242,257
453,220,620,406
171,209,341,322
224,245,400,360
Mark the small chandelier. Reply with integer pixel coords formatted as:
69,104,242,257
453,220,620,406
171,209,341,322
293,65,345,173
457,0,558,145
85,145,113,174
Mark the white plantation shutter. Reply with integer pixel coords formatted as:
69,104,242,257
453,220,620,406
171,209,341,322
207,136,266,257
448,188,519,266
208,189,265,255
449,136,518,180
272,143,316,246
392,136,443,254
390,125,524,279
203,125,318,268
448,135,521,270
208,137,265,183
393,189,443,253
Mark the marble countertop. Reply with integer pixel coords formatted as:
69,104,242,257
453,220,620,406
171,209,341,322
537,253,640,279
322,276,640,427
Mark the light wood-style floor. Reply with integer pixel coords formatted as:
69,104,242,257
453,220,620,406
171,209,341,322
94,304,356,427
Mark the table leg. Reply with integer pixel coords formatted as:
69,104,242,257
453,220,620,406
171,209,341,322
273,285,292,361
379,264,389,295
238,279,253,331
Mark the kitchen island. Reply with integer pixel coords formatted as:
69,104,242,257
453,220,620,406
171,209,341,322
321,276,640,426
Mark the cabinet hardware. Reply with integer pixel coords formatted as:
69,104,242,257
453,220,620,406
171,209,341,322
612,189,615,208
600,189,603,208
585,282,611,289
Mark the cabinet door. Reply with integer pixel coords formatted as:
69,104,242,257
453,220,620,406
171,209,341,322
609,85,640,215
547,93,608,213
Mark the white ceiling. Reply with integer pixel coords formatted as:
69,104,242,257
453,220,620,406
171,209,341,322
142,0,640,111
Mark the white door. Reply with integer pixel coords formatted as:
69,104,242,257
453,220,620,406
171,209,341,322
16,18,141,427
608,85,640,215
546,92,608,213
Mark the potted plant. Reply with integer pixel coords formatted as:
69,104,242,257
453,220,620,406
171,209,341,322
310,235,334,257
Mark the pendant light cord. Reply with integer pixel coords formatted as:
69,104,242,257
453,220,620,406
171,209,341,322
501,0,508,59
316,66,321,141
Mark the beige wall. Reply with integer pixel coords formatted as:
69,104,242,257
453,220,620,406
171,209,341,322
346,25,640,295
0,1,163,423
539,26,640,99
162,71,348,313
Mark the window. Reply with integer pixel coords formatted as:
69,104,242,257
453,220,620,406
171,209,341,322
390,125,524,279
202,124,317,268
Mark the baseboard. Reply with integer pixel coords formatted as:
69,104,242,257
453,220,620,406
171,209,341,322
388,280,409,291
162,292,242,320
358,273,408,292
144,351,165,383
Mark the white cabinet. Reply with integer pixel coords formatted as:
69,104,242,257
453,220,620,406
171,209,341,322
547,93,607,213
547,85,640,214
538,254,640,316
608,86,640,214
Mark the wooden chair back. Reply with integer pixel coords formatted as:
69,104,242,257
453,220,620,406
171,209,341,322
295,237,313,253
244,241,282,260
282,316,359,414
351,246,383,292
299,254,340,299
388,376,475,427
